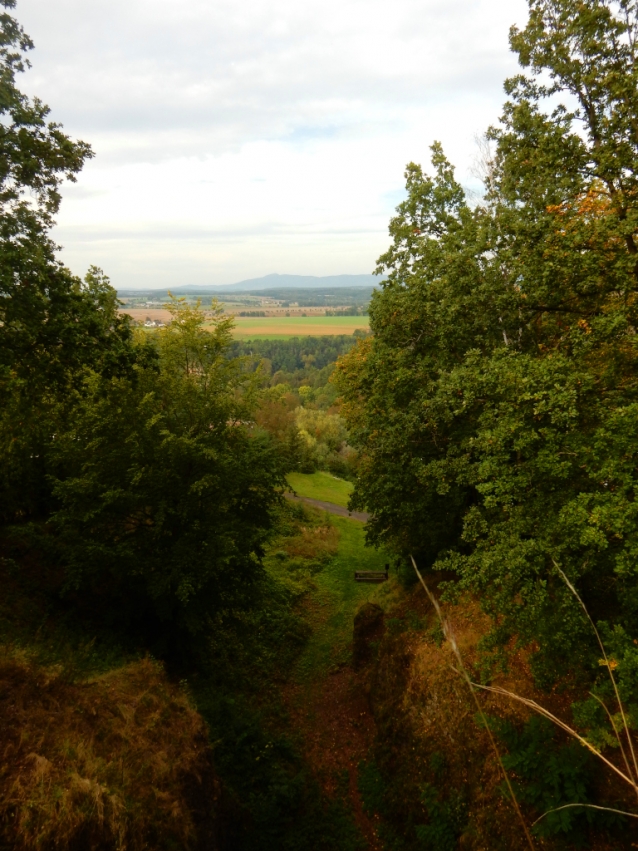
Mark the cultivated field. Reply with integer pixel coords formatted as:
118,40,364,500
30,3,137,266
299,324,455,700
228,315,369,338
118,310,370,338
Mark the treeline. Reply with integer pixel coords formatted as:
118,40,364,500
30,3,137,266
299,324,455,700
324,305,367,315
242,285,373,306
230,334,362,375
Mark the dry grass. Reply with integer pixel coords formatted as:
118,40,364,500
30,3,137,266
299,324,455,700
368,586,636,850
0,648,218,850
280,523,340,561
404,600,536,848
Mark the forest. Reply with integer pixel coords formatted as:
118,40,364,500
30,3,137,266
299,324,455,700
2,0,638,849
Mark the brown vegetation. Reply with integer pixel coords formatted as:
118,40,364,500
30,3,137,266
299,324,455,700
283,666,382,850
0,649,219,851
279,522,339,562
360,590,638,850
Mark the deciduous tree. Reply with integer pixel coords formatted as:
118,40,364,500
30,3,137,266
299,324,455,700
49,299,285,647
336,0,638,691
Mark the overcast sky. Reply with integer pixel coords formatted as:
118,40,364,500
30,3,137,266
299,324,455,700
18,0,529,288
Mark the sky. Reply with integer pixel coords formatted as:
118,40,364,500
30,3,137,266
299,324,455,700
18,0,529,289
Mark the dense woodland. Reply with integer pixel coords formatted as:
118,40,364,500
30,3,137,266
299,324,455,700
3,0,638,849
231,335,361,477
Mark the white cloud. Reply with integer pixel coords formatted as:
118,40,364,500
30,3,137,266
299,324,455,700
17,0,529,287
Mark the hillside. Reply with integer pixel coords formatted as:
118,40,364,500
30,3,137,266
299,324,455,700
4,1,638,849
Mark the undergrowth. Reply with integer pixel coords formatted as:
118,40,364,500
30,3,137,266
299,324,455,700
0,499,369,850
0,649,216,850
356,584,637,851
488,715,626,843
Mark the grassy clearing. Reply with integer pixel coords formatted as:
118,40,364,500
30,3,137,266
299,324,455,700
286,472,354,508
292,514,399,681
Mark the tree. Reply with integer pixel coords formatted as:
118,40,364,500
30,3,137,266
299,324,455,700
335,0,638,688
49,299,285,648
0,3,147,522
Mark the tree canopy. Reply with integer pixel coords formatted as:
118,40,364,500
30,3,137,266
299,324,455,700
335,0,638,697
48,299,285,647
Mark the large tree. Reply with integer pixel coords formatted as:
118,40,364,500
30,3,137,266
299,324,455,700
49,299,285,648
336,0,638,695
0,1,147,521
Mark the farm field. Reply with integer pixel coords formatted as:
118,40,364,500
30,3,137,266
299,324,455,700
118,309,369,337
228,315,369,338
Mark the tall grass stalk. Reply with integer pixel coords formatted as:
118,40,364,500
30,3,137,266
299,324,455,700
409,555,536,850
552,558,638,797
410,553,638,832
467,561,638,826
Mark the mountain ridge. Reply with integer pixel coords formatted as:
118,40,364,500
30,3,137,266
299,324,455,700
117,273,379,296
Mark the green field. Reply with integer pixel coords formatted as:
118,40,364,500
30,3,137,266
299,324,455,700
225,315,369,339
286,471,354,507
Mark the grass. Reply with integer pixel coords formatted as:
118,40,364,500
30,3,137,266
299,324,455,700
286,472,354,508
293,514,398,680
227,315,369,339
263,495,397,679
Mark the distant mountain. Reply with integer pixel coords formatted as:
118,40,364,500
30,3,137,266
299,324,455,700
118,273,379,297
212,273,379,292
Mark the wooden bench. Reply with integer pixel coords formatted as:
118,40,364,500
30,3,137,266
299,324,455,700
355,566,389,583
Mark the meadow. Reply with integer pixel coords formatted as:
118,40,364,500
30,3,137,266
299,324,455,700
286,471,354,508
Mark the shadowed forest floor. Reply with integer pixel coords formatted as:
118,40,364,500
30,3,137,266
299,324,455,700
276,506,401,849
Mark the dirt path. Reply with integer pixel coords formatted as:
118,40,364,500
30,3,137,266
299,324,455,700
279,514,395,850
284,492,370,522
284,667,382,850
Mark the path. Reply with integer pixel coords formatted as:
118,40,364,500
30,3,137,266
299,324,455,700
284,492,370,522
281,513,397,850
284,666,382,850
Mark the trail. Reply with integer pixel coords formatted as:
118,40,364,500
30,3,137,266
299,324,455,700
282,514,397,851
284,664,382,850
284,492,370,522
